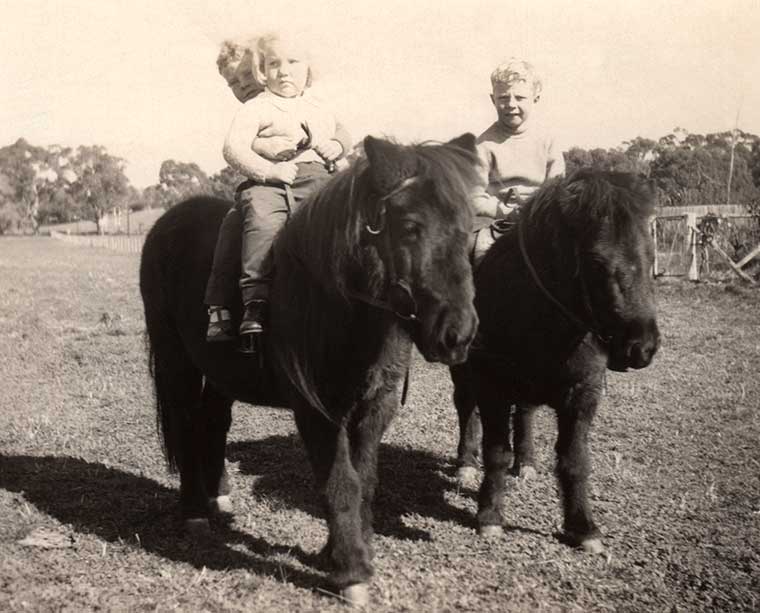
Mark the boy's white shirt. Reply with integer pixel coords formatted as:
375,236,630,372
223,87,338,183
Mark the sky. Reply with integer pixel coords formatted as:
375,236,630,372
2,0,759,188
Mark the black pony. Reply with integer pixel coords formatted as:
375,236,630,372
139,135,481,606
451,170,660,553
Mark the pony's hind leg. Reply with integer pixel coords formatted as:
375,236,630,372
161,365,210,534
144,290,209,534
201,382,234,516
294,408,372,606
476,377,513,538
554,387,603,553
512,403,538,479
451,364,482,485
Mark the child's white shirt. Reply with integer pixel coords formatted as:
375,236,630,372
223,88,338,182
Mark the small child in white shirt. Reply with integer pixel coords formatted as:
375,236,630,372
204,34,351,352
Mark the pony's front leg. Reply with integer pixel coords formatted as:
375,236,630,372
294,409,372,606
475,375,512,538
451,364,482,485
351,392,398,558
554,386,603,553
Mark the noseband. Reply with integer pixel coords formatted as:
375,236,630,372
347,176,420,322
516,214,611,345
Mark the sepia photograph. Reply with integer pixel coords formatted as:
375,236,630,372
1,0,759,610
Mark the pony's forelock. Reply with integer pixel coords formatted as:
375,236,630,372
412,140,481,222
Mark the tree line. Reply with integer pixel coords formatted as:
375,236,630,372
565,128,760,210
0,139,243,235
1,128,759,235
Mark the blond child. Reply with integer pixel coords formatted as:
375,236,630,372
471,58,565,263
204,34,351,353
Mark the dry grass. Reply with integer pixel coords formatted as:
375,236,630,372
1,237,758,612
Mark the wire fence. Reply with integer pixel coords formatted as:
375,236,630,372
50,231,145,254
50,211,760,282
652,213,760,282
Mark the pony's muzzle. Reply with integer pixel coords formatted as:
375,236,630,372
430,305,479,365
609,317,660,371
629,318,660,368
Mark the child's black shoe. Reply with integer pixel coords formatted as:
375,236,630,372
239,301,267,356
206,306,235,342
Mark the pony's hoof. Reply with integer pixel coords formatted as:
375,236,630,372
581,538,605,555
184,517,211,538
208,495,233,515
341,583,369,607
456,466,479,485
478,524,503,539
518,465,537,480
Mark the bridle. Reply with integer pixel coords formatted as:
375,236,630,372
516,213,611,346
346,174,422,407
345,175,421,323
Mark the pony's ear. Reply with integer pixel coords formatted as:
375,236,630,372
447,133,477,153
364,136,418,195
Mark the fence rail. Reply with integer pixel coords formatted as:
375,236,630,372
654,204,750,217
50,231,145,254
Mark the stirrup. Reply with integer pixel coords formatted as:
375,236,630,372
238,329,264,358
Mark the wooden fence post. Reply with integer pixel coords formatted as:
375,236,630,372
686,212,699,281
650,216,658,277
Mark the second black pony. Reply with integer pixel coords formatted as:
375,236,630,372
451,170,660,553
140,134,481,606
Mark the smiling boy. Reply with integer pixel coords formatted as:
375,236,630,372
471,59,565,222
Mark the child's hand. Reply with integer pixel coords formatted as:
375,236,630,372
496,202,518,218
314,140,343,162
268,162,298,185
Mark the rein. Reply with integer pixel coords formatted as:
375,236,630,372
516,214,611,346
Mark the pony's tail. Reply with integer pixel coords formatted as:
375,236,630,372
139,230,200,473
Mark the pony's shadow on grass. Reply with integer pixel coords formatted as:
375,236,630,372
227,434,477,541
0,454,325,592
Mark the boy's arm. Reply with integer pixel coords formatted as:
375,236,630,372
470,146,512,218
222,103,275,182
546,136,566,179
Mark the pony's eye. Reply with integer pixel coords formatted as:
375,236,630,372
400,220,421,239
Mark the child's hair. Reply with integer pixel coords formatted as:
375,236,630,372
216,39,249,74
490,58,542,98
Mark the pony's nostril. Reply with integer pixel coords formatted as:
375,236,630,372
444,327,460,350
628,341,655,368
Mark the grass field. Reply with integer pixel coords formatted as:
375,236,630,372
1,237,758,612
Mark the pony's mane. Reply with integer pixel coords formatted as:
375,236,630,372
522,170,655,244
273,140,480,416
